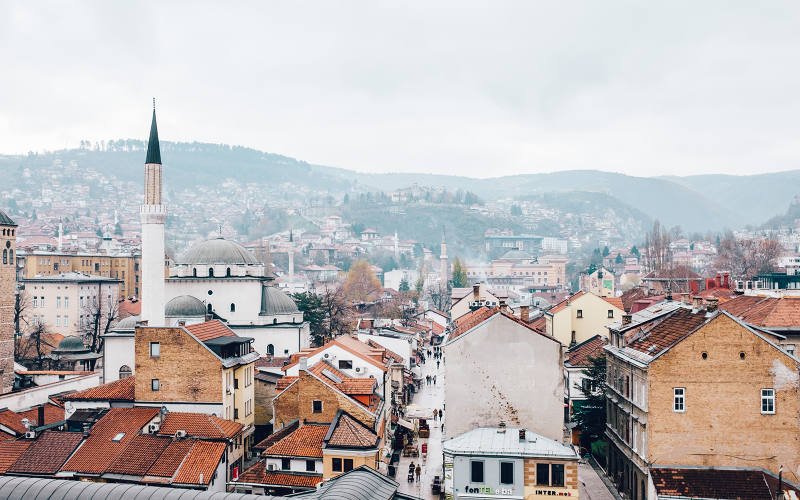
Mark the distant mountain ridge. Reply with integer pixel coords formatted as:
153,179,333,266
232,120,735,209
2,141,797,233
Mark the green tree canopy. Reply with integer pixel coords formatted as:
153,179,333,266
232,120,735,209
451,257,468,288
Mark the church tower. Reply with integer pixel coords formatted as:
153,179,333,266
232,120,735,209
0,210,17,394
440,229,448,286
140,102,166,326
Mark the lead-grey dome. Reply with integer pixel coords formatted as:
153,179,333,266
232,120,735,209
55,335,86,353
178,237,259,265
111,315,140,332
165,295,207,317
260,286,299,316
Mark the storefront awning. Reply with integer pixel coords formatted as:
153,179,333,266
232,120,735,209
397,418,415,430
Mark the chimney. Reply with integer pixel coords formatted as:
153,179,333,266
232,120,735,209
299,356,308,372
519,429,526,441
499,300,507,312
38,405,45,427
680,293,690,305
692,295,703,311
520,305,530,323
722,272,730,289
473,284,480,302
622,314,632,326
706,297,719,313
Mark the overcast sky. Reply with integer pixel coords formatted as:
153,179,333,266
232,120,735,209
1,1,799,178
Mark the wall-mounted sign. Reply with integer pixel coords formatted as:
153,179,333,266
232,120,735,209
463,485,514,495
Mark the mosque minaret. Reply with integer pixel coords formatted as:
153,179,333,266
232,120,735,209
140,101,166,326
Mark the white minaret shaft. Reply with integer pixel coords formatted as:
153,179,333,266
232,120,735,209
140,104,166,326
440,230,448,285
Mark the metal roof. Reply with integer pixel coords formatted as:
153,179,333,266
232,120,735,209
290,465,401,500
442,427,578,459
0,476,277,499
145,107,161,165
178,238,260,266
0,209,16,226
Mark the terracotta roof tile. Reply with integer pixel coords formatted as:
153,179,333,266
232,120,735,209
172,440,227,485
602,296,625,311
144,439,194,479
721,295,800,329
185,319,236,342
62,376,135,402
450,307,498,340
650,467,795,498
236,461,322,488
0,409,27,435
625,308,710,356
309,361,376,396
104,434,171,476
325,411,378,449
0,440,32,474
255,356,290,369
283,337,389,373
7,431,84,475
265,424,328,458
158,412,242,440
61,407,159,474
17,403,64,427
527,316,546,333
549,291,585,314
566,335,607,367
254,421,299,452
276,376,299,391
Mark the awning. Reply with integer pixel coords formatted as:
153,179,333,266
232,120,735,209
405,405,435,420
397,418,415,430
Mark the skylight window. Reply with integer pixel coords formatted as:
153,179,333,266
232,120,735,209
112,432,125,442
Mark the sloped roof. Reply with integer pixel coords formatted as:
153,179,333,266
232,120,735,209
548,291,585,314
0,409,27,435
158,412,242,439
62,376,135,402
253,420,299,452
602,296,625,311
0,440,31,474
264,424,328,459
650,467,798,499
185,319,237,341
0,209,16,226
172,441,227,486
7,431,84,475
720,295,800,329
566,335,607,367
144,439,194,479
624,307,710,357
291,465,402,500
449,307,557,344
104,434,171,476
309,361,376,396
17,403,64,427
236,461,322,488
324,411,379,449
283,337,389,373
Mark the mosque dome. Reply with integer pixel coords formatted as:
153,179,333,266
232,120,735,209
178,237,259,266
260,286,300,316
165,295,207,317
56,335,86,353
111,315,140,332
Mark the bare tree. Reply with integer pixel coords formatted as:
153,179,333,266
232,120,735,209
715,232,782,279
16,321,53,370
319,285,355,339
80,293,120,354
13,289,30,359
426,281,450,312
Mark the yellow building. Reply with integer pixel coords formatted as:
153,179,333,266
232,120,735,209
544,291,624,347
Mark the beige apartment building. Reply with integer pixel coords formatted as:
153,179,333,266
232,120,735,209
22,272,122,337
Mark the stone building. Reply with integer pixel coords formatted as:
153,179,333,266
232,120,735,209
604,303,800,500
0,209,17,394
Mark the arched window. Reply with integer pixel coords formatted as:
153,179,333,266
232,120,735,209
208,267,214,277
273,318,277,325
2,249,6,265
192,267,197,277
119,365,132,379
267,344,275,356
9,250,13,265
226,267,231,277
230,303,236,312
207,303,213,314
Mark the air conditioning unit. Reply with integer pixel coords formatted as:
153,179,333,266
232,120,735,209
148,423,160,433
175,430,187,438
25,431,36,439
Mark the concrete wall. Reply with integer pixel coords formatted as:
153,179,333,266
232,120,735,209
648,313,800,483
0,373,101,411
356,333,413,369
444,314,564,442
321,450,378,479
102,334,134,383
265,457,323,474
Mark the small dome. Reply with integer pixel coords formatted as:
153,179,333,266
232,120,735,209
500,249,532,260
56,335,86,353
260,286,300,316
178,237,259,265
112,315,140,332
165,295,207,317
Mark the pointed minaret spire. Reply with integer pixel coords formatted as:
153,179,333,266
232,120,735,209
145,98,161,165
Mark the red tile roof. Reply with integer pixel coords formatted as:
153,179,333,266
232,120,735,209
602,296,625,311
104,434,171,476
276,376,299,391
172,440,227,486
450,307,556,343
566,335,607,367
17,403,64,427
720,295,800,329
236,461,322,488
185,319,236,341
255,356,290,369
62,376,135,401
159,412,242,439
61,407,160,474
118,299,142,318
7,431,84,475
548,291,585,314
144,439,194,479
254,421,300,452
650,467,797,498
625,308,710,356
265,424,328,458
528,316,546,333
0,409,27,435
325,411,378,449
0,440,32,474
283,337,389,373
309,361,376,396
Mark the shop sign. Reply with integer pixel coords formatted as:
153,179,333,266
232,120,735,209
463,485,514,495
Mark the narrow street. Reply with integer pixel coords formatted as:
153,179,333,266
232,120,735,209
396,353,445,499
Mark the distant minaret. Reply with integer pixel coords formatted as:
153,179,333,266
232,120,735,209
288,229,295,282
394,231,399,260
140,100,166,326
440,229,448,285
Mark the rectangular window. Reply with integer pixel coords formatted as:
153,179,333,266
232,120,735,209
40,297,45,307
536,463,550,486
150,342,160,358
306,459,316,472
674,387,685,412
56,315,61,327
500,461,514,485
332,458,342,472
608,309,614,318
551,464,565,487
761,388,775,414
312,400,323,413
56,296,61,308
151,379,160,391
470,460,484,483
343,458,353,472
338,360,353,370
281,458,290,470
576,309,583,318
64,296,69,308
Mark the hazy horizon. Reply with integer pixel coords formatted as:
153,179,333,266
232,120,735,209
3,1,800,177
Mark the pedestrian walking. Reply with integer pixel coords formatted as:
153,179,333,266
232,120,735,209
439,409,443,419
433,375,437,385
436,360,440,370
415,464,422,482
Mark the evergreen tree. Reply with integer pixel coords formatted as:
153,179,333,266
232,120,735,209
572,355,607,450
399,279,410,293
614,253,623,264
291,292,326,347
602,245,610,257
451,257,468,288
